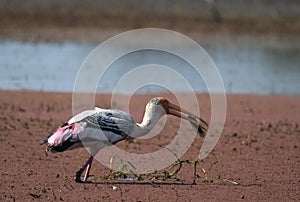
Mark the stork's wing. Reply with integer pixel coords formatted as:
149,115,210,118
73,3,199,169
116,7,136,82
68,109,100,125
96,110,135,136
69,108,136,144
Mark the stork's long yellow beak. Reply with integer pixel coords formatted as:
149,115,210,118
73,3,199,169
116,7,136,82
167,102,208,137
167,103,191,120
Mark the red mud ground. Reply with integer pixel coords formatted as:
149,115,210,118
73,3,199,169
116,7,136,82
0,90,299,201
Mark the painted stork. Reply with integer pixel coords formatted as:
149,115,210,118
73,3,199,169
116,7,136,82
40,97,207,183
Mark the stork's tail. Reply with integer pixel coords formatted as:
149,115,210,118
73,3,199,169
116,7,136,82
187,115,208,138
39,137,48,145
39,123,69,145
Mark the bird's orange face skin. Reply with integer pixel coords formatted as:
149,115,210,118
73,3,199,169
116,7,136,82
157,97,183,118
157,97,171,113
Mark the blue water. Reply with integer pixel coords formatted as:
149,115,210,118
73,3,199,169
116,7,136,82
0,39,299,95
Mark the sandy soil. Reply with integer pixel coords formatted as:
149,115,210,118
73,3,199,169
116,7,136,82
0,90,299,201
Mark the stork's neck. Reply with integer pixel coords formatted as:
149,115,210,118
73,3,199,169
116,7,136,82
132,104,166,138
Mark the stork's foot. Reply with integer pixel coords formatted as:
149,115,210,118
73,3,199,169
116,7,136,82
74,156,94,183
75,169,92,183
75,169,85,183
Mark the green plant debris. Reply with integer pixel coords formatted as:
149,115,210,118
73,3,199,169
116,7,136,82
98,150,238,185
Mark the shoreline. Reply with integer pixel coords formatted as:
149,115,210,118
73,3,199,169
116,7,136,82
1,89,300,97
1,0,300,43
2,20,300,43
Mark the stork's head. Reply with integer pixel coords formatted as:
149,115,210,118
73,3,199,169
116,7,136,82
149,97,190,118
40,123,83,153
148,97,208,137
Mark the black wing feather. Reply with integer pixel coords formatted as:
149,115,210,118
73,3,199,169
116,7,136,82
81,110,135,143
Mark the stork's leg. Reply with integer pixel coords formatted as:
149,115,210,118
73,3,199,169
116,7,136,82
83,159,93,182
75,155,94,183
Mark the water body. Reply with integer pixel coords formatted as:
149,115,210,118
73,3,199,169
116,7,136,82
0,38,299,95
